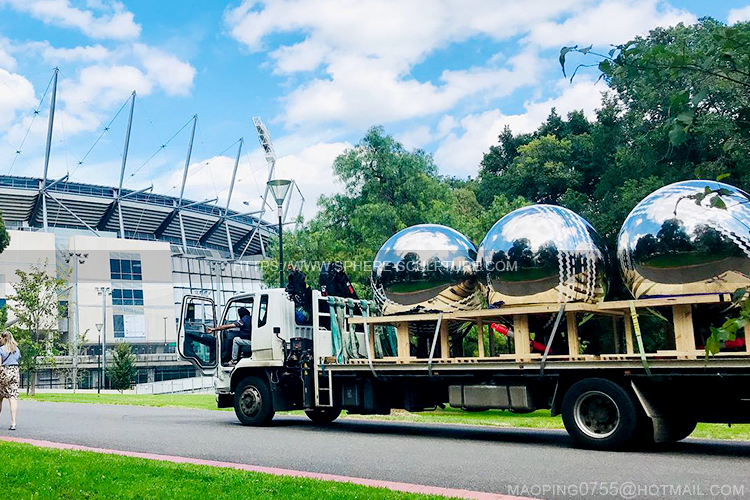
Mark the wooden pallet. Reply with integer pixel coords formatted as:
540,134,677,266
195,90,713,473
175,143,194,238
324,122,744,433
342,294,750,366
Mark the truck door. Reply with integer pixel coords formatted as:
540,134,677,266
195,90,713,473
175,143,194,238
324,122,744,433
178,295,218,373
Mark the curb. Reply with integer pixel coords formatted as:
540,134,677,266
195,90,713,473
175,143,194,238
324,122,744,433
0,435,537,500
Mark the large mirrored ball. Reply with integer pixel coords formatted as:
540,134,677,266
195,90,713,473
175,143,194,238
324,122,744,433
372,224,481,314
618,180,750,298
477,205,609,305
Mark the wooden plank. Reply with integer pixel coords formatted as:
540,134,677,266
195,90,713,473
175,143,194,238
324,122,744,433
349,313,444,325
598,294,731,310
624,315,634,354
612,316,620,354
477,319,485,358
396,322,411,361
566,312,579,356
440,319,450,359
513,314,531,361
488,322,495,357
672,304,697,359
367,324,376,360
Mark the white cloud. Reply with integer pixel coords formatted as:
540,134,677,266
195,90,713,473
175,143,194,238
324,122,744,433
0,0,141,40
729,5,750,24
0,37,17,70
526,0,695,47
434,79,605,175
0,69,36,129
35,42,111,63
133,44,196,97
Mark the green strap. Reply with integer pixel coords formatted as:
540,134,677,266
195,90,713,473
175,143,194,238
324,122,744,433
327,296,344,363
629,301,652,377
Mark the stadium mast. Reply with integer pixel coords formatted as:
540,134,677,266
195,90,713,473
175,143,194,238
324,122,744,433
41,68,58,232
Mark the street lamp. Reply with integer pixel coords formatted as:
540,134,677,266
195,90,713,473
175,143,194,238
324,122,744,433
95,287,111,390
64,251,88,392
267,179,292,287
95,323,103,394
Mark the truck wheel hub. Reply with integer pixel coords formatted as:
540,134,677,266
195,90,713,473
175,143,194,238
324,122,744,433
574,390,620,439
240,386,262,417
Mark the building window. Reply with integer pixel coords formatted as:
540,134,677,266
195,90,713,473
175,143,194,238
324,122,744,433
113,289,143,306
113,314,146,339
59,300,68,318
110,258,142,281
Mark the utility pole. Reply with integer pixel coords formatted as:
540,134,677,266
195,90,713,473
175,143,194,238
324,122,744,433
65,251,88,391
96,287,111,390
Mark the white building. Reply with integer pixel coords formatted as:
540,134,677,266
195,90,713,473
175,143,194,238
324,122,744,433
0,175,274,389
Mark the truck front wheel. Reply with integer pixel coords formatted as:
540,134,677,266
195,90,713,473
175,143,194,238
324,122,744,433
562,378,646,451
234,376,275,426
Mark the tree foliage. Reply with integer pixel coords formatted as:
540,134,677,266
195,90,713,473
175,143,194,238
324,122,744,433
7,261,67,395
108,342,137,393
262,127,526,295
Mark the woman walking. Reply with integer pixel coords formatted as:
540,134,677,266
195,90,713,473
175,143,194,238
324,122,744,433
0,331,20,430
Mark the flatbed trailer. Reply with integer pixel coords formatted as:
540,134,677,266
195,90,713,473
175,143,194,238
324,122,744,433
178,289,750,450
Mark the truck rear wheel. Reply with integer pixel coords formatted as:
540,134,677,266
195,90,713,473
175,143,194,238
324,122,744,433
234,376,275,426
305,407,342,424
562,378,646,451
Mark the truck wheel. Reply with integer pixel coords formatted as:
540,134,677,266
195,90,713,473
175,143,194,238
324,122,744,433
234,376,275,426
305,407,342,424
562,378,645,451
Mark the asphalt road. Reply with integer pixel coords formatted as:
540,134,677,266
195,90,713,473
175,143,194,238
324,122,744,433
2,401,749,500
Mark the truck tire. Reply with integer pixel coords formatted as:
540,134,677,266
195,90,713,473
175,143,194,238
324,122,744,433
234,376,275,426
562,378,645,451
305,407,342,424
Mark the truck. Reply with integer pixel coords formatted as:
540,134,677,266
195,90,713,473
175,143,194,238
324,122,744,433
177,289,750,450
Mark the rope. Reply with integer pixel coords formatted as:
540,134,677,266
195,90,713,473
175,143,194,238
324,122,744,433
629,301,652,376
125,115,195,182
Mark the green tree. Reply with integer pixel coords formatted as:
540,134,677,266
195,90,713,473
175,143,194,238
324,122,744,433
262,127,527,293
7,261,67,395
0,209,10,254
108,343,137,393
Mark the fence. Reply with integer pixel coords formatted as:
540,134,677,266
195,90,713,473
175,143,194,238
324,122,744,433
134,376,215,395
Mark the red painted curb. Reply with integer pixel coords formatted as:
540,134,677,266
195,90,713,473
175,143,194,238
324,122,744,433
0,435,536,500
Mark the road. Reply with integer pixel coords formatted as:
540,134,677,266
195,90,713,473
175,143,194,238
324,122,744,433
2,401,749,500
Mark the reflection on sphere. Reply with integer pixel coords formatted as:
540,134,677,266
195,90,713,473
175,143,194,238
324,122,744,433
477,205,609,305
618,180,750,298
371,224,481,314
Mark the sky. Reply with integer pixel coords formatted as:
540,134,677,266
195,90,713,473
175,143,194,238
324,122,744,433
0,0,748,225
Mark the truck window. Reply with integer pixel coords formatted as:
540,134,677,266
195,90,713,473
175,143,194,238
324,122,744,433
224,299,254,325
258,295,268,327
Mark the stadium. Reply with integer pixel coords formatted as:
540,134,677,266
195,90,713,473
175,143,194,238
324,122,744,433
0,160,276,389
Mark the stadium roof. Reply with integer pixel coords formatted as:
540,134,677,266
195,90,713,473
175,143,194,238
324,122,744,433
0,175,274,258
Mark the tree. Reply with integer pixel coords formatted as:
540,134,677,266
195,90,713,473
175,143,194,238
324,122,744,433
0,209,10,255
7,261,67,395
108,343,137,393
262,127,527,294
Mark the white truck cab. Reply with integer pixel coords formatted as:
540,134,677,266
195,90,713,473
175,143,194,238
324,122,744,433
177,289,345,425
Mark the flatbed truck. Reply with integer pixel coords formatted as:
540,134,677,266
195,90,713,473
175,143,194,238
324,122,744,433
178,289,750,450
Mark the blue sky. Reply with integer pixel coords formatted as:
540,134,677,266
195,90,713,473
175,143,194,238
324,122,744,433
0,1,748,222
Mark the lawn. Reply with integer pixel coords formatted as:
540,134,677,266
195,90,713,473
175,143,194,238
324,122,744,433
21,393,750,441
0,441,449,500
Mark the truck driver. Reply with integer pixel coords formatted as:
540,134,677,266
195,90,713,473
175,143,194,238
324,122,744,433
208,307,252,365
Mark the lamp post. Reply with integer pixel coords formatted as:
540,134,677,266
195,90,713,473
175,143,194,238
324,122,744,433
95,287,110,390
267,179,292,287
64,251,88,391
163,316,168,348
95,324,102,394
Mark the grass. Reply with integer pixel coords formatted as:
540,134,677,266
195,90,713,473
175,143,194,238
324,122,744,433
21,393,750,441
0,441,448,500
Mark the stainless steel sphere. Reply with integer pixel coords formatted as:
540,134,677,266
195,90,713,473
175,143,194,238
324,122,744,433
371,224,481,314
618,180,750,298
477,205,609,305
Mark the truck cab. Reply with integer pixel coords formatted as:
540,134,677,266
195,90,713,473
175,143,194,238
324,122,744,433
177,289,343,425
